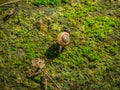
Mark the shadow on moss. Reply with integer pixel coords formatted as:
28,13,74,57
45,43,60,59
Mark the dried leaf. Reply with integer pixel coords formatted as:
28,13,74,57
32,58,45,69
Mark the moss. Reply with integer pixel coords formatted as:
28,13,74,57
32,0,69,6
88,51,100,62
84,16,116,40
0,0,120,90
81,46,91,57
64,2,98,19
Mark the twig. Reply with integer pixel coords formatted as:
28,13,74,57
29,71,40,77
0,0,21,7
31,59,61,90
41,69,62,90
45,79,47,90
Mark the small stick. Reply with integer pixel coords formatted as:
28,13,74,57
31,59,61,90
29,71,40,77
45,79,47,90
40,76,45,90
0,0,21,7
41,69,61,90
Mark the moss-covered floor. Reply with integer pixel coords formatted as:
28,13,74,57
0,0,120,90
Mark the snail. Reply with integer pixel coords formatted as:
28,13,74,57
57,32,70,52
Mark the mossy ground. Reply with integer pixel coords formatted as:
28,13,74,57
0,0,120,90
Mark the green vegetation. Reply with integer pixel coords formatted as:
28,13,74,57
32,0,69,6
0,0,120,90
84,16,116,40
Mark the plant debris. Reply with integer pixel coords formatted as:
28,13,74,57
32,58,45,69
3,8,15,22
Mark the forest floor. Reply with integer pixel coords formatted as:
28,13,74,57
0,0,120,90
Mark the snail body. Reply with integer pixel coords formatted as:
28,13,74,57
57,32,70,52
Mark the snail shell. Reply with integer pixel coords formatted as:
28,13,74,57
57,32,70,46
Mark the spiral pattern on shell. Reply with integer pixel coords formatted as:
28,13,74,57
57,32,70,46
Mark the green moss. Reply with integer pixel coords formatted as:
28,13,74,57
84,17,116,40
21,81,30,87
0,31,6,39
64,2,98,19
105,41,118,55
0,0,120,90
81,46,91,57
88,51,100,62
32,0,69,6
